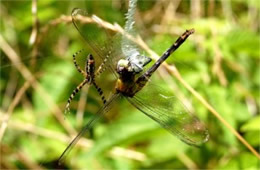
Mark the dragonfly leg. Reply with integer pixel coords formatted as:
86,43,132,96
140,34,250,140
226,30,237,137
65,79,89,114
73,49,86,76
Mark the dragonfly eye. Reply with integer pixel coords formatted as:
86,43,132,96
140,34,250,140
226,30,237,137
117,59,129,67
117,59,134,75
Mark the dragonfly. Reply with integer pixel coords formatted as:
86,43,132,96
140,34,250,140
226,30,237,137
59,5,209,163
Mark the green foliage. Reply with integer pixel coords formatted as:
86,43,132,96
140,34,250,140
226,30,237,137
0,0,259,169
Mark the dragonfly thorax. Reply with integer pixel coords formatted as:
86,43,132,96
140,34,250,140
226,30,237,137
116,59,138,97
127,52,152,73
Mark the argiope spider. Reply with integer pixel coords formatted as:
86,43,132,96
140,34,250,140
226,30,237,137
64,49,107,114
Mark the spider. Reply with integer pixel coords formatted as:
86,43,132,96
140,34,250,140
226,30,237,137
64,50,107,114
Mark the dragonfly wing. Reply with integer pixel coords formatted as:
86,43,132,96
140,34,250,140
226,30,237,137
58,93,121,164
121,0,151,72
71,8,119,77
127,82,209,146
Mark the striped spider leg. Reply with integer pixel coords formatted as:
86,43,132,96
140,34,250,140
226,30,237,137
95,50,111,77
65,50,106,114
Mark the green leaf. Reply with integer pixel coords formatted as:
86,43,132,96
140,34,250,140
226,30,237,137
224,29,260,58
86,107,160,159
244,131,260,147
33,60,75,111
147,133,187,160
241,116,260,132
217,152,259,169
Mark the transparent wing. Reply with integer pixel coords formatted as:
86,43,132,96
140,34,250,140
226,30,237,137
121,0,151,71
58,93,121,164
127,82,209,146
122,0,139,57
71,8,120,77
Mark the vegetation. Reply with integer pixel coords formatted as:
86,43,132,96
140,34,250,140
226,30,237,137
0,0,259,169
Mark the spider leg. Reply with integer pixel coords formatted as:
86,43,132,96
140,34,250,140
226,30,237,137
73,49,86,76
59,93,120,164
93,82,107,104
95,51,111,77
65,79,89,114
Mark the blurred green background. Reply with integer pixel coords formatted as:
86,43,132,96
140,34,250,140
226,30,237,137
0,0,259,169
